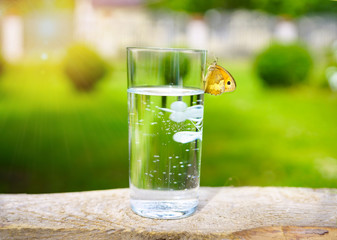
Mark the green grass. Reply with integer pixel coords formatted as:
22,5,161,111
0,59,337,193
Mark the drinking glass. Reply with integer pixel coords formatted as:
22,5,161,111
127,47,207,219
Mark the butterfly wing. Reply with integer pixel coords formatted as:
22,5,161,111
216,65,236,93
204,64,236,95
204,65,224,96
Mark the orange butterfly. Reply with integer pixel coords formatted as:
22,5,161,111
204,61,236,96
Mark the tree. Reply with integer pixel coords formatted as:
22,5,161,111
251,0,337,18
147,0,337,17
0,0,74,15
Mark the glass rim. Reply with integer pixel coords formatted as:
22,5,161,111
127,46,207,53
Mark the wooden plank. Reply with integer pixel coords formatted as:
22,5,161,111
1,187,337,239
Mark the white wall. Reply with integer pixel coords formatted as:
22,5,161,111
2,15,24,62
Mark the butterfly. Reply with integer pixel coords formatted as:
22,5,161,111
204,61,236,96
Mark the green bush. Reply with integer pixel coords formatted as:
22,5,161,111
63,44,107,91
255,42,313,87
163,52,190,85
0,54,6,76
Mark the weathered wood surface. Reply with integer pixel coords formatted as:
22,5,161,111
0,187,336,239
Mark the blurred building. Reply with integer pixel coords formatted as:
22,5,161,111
74,0,151,57
73,1,337,58
1,15,23,62
0,1,337,61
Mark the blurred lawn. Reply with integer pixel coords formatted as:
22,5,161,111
0,59,337,193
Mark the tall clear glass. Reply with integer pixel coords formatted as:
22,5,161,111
127,47,207,219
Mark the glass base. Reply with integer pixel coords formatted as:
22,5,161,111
130,199,198,219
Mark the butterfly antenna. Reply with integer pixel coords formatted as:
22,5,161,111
213,56,218,64
205,57,218,66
